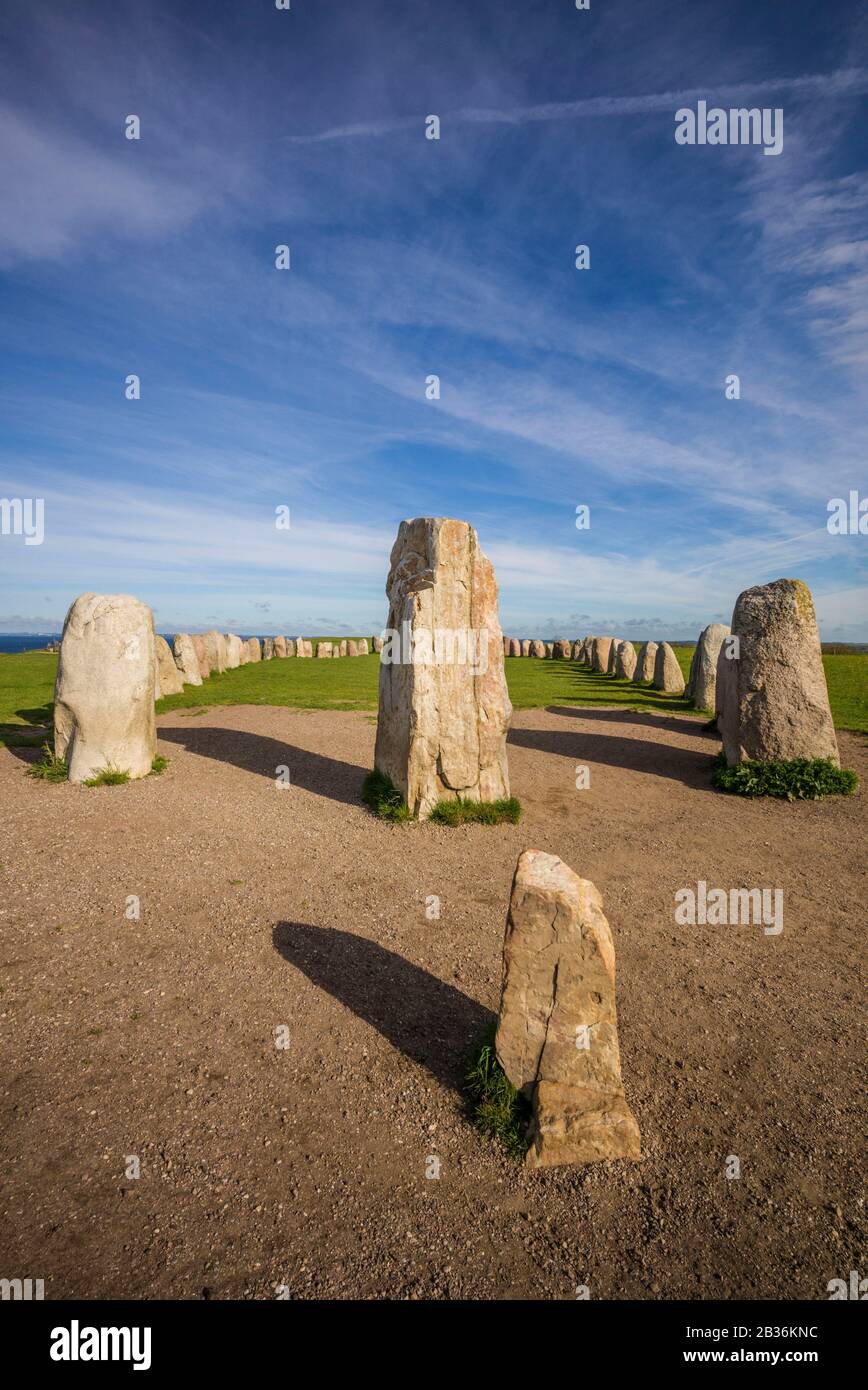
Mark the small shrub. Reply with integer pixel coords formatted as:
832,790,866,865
711,752,858,800
428,796,522,827
362,768,413,822
149,755,169,776
465,1023,529,1159
83,764,131,787
26,743,69,782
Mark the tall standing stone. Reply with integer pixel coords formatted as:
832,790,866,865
614,640,638,680
685,623,730,711
374,517,512,819
717,579,839,767
54,593,157,783
653,642,685,694
154,634,184,697
633,640,657,683
495,849,641,1169
173,634,203,687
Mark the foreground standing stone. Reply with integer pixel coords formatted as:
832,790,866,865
633,640,657,682
592,637,613,673
685,623,730,711
374,516,511,818
717,578,839,767
495,849,641,1169
54,593,157,783
173,634,203,687
614,640,638,680
154,634,184,697
653,642,685,694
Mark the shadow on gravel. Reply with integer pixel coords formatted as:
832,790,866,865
509,716,715,789
159,726,366,805
273,921,493,1091
547,705,713,735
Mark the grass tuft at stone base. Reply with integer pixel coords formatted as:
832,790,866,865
25,742,68,782
464,1023,529,1160
711,752,858,800
361,768,413,822
428,796,522,826
83,764,131,787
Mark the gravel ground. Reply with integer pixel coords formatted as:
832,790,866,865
1,703,865,1300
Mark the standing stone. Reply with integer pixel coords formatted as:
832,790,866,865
685,623,730,711
527,639,544,658
653,642,685,694
545,643,554,658
374,516,511,819
571,641,583,660
591,637,613,673
261,637,274,660
274,635,287,658
717,579,839,767
191,635,210,680
173,634,203,687
54,593,157,784
372,636,384,653
503,636,510,657
338,640,348,657
357,638,369,655
633,640,657,683
154,634,184,697
225,634,244,669
554,639,571,660
317,641,333,658
520,640,531,657
246,637,262,662
506,638,518,657
203,630,227,674
495,849,641,1169
614,640,638,681
237,638,250,665
606,641,619,674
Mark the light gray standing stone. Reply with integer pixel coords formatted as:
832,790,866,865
154,634,184,697
202,630,227,674
614,640,637,681
173,634,203,687
717,578,839,767
496,849,641,1169
653,642,685,694
633,640,657,683
374,516,511,819
685,623,730,711
54,593,157,783
225,634,244,669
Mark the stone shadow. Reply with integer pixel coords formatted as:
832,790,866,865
159,726,367,806
509,715,716,789
272,921,493,1091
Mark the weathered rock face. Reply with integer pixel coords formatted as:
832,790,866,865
54,593,157,783
246,637,262,662
495,849,641,1169
317,641,333,658
653,642,685,694
173,634,203,687
685,623,730,711
191,635,210,680
154,634,184,697
225,634,244,669
591,637,613,673
717,579,839,767
273,635,287,658
374,516,512,819
554,639,572,660
202,630,227,674
614,640,638,680
633,640,657,683
529,639,546,659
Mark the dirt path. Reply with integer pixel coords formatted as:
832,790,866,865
1,704,864,1300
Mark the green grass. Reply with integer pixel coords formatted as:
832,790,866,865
464,1023,529,1160
149,754,169,775
2,644,866,736
428,796,522,826
711,752,858,800
361,767,413,822
25,742,69,782
82,764,131,787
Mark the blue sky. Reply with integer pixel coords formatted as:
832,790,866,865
1,0,866,639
